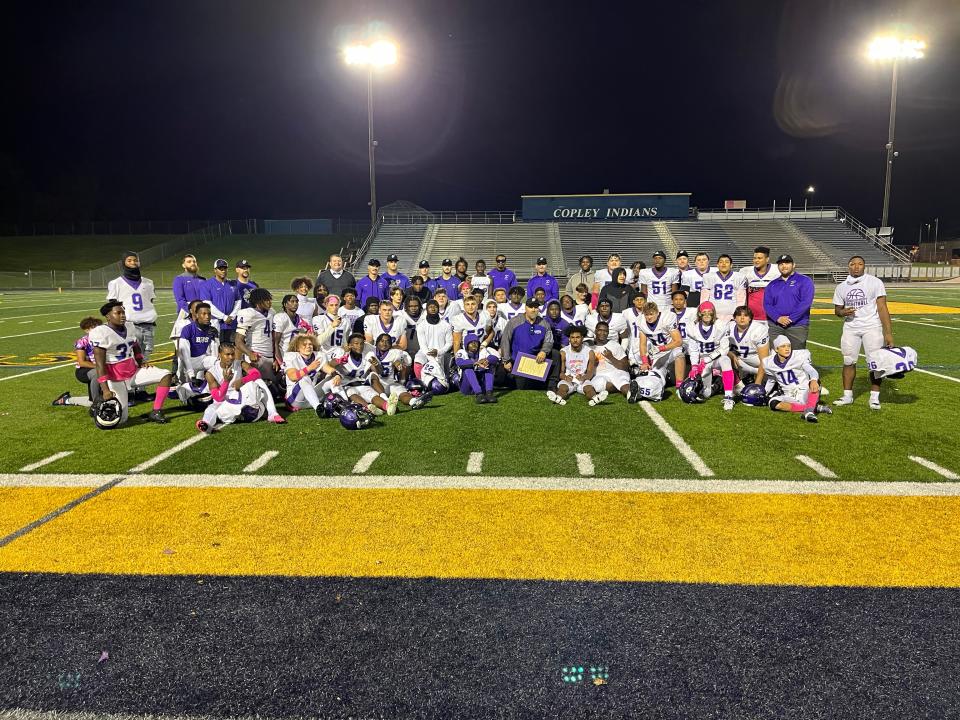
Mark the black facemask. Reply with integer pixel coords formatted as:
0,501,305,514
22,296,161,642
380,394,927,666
122,252,141,281
426,312,440,324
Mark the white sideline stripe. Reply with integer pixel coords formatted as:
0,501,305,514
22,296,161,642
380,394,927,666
909,456,960,480
639,402,715,477
795,455,838,479
467,452,483,474
19,451,74,472
3,472,960,496
576,453,595,476
352,451,380,474
807,340,960,384
243,450,279,474
893,318,960,332
0,301,178,322
0,340,175,383
127,434,208,473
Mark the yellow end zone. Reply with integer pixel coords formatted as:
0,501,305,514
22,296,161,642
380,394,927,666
1,487,958,588
0,487,94,537
812,299,958,315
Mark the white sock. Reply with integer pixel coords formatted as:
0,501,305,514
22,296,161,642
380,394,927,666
843,390,853,399
869,391,880,403
67,397,93,407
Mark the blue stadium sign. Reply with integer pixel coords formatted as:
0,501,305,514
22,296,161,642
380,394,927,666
522,193,691,221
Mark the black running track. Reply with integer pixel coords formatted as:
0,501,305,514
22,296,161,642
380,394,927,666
1,573,958,718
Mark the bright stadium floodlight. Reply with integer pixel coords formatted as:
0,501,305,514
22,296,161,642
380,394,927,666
343,40,398,228
866,34,926,228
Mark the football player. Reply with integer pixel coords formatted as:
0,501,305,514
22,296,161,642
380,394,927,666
681,252,711,308
387,286,405,313
311,295,347,356
589,321,631,402
832,255,894,410
635,301,684,384
484,299,506,350
585,299,628,341
282,333,341,416
451,293,493,354
196,342,285,432
546,325,599,406
702,254,747,324
274,293,313,358
400,295,424,358
291,277,317,323
90,300,174,425
415,299,453,390
337,288,365,336
52,317,103,409
367,333,431,411
762,335,833,423
363,301,408,350
471,259,492,298
499,286,526,321
683,301,736,410
728,305,769,390
454,337,499,403
741,246,775,321
330,333,390,415
235,288,278,390
107,251,158,362
433,288,453,321
175,301,220,402
560,293,588,326
638,250,680,311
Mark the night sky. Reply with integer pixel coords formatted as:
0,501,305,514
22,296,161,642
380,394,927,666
3,0,959,241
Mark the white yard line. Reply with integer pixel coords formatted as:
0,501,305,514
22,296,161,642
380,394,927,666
352,451,380,474
807,340,960,384
908,456,959,480
4,472,960,495
0,340,174,383
893,318,960,332
467,452,483,474
19,451,74,472
127,434,208,473
575,453,595,477
0,312,176,340
638,402,714,477
243,450,279,474
0,302,178,322
795,455,838,479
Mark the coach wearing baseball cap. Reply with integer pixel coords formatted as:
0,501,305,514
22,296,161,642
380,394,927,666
526,257,559,303
763,254,814,349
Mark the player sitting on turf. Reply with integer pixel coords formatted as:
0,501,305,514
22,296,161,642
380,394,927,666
90,300,175,425
281,332,341,416
635,301,684,385
175,301,220,404
196,342,285,433
330,332,390,416
728,305,769,393
455,337,499,404
589,321,632,403
684,301,737,411
762,335,833,423
547,325,599,406
235,288,279,394
367,333,432,412
52,316,104,409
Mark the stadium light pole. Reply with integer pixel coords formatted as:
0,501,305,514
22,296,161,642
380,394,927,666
866,35,926,230
804,185,815,212
344,41,397,229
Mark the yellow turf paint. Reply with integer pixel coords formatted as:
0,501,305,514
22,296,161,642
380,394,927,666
811,299,957,315
0,487,95,537
0,487,958,588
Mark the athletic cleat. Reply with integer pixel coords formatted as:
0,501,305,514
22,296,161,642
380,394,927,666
195,419,210,434
269,414,286,424
147,409,168,424
367,403,384,416
802,411,818,423
833,395,854,406
589,390,609,407
869,400,882,410
485,392,498,404
819,386,830,396
815,404,833,415
627,380,639,404
285,402,302,412
475,393,487,404
52,391,71,406
386,391,400,416
410,392,432,409
722,397,735,411
546,390,564,405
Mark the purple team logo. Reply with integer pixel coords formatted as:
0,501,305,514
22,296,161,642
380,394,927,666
844,288,867,308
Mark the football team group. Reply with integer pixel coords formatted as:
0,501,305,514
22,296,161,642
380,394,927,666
52,245,916,431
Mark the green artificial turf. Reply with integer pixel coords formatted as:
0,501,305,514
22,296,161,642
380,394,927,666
1,287,958,481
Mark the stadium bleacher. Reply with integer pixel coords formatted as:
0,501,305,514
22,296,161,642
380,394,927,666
792,220,898,265
354,224,427,273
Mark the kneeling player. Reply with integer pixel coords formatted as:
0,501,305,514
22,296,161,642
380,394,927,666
368,333,431,411
176,301,219,403
90,300,174,425
547,325,599,406
197,343,285,432
330,333,390,416
728,305,768,392
684,301,736,410
455,337,500,404
589,322,632,403
282,333,340,416
762,335,832,423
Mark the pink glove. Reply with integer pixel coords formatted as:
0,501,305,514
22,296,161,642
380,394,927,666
688,362,705,379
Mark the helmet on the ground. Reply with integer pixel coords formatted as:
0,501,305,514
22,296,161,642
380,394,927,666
339,403,375,430
741,383,767,406
678,376,704,404
405,378,426,397
93,397,124,430
320,392,348,418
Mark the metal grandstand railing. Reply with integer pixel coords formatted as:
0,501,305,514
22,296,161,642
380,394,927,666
380,210,517,224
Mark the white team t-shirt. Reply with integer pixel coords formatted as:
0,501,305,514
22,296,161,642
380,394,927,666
561,346,592,379
585,312,628,340
832,274,886,331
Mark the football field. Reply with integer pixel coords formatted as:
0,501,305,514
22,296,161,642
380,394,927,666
1,284,959,717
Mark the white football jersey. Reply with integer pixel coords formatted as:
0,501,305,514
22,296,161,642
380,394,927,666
365,347,410,383
312,312,346,352
638,311,679,350
205,358,243,388
637,267,679,309
684,321,730,362
867,346,917,379
741,265,778,290
728,320,769,358
671,308,694,340
560,305,588,325
330,346,374,385
622,307,646,345
282,350,324,397
471,275,491,296
633,368,666,401
763,349,817,391
561,345,592,379
89,322,139,366
702,270,747,315
832,274,887,331
680,268,711,295
416,320,453,354
274,312,311,353
594,267,635,288
585,312,628,340
338,305,366,336
451,311,491,346
295,295,317,323
363,315,408,345
106,277,158,324
236,307,275,357
498,302,526,322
